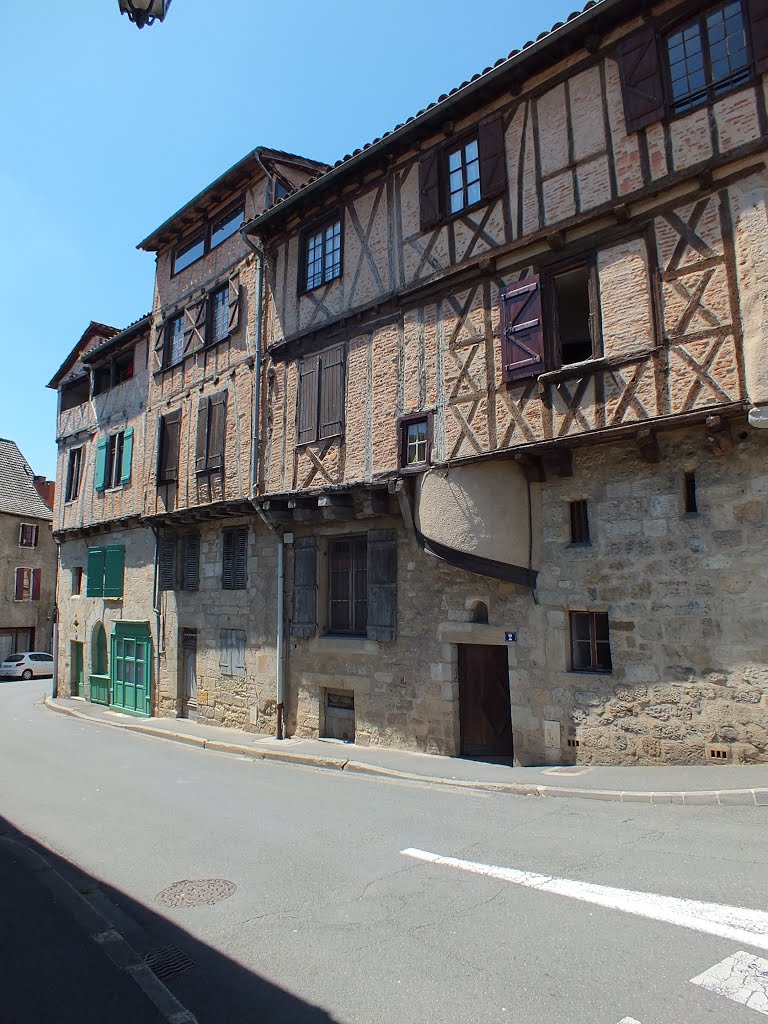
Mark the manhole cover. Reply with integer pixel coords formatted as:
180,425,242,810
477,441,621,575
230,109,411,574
143,944,196,981
155,878,236,907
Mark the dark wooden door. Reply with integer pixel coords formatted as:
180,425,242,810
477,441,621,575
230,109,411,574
458,644,513,758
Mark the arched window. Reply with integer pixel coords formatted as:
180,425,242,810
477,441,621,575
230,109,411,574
470,601,489,624
92,622,108,676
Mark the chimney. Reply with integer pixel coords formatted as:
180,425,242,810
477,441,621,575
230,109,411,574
33,476,56,510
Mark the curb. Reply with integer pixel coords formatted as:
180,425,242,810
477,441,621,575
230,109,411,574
43,697,768,807
0,830,197,1024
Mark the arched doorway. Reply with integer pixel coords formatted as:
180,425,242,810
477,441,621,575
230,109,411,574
90,622,109,705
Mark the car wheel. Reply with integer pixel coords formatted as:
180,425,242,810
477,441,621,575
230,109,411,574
21,669,33,680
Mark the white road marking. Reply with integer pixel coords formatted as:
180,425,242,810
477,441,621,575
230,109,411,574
401,848,768,951
691,951,768,1015
617,1018,642,1023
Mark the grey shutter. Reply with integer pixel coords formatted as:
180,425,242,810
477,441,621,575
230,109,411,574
297,355,319,445
319,346,345,440
158,534,177,591
749,0,768,73
419,148,441,230
195,396,209,473
616,26,665,132
219,630,232,674
222,529,235,589
291,536,317,638
500,275,545,383
233,630,246,676
233,527,248,589
181,532,200,591
228,276,241,334
478,113,507,198
208,391,227,471
367,529,397,642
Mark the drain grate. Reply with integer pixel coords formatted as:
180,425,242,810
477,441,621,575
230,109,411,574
143,944,196,982
155,878,237,908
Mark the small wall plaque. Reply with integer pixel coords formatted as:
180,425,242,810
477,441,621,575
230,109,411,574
505,631,517,642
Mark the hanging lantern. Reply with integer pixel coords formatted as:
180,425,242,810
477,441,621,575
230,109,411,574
118,0,173,29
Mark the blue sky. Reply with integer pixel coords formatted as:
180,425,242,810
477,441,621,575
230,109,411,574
0,0,576,479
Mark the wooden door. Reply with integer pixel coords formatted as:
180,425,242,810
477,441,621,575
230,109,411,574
70,641,84,698
458,644,513,758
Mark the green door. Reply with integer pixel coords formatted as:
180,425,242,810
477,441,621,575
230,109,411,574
70,641,84,697
110,623,152,716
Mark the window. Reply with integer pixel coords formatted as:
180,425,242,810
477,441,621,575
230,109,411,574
209,286,229,345
297,345,345,444
274,179,290,201
14,567,40,602
158,532,200,592
570,611,612,673
60,376,90,412
195,391,227,473
19,524,39,548
448,138,481,214
65,447,83,502
329,537,368,635
569,501,590,544
666,2,750,113
71,566,83,596
93,349,134,396
302,216,342,291
419,114,506,229
210,204,244,249
399,414,431,468
219,628,246,677
164,313,186,367
93,623,108,676
86,545,125,599
173,234,205,275
499,263,600,383
684,470,698,514
222,527,248,590
157,411,181,484
95,429,133,491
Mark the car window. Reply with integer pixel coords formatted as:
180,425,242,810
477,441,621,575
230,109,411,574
6,654,25,663
29,654,43,662
40,654,53,662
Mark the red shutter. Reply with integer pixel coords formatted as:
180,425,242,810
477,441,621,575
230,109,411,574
297,355,320,445
749,0,768,73
419,149,441,230
616,26,665,132
31,569,41,602
14,568,25,601
478,113,507,199
319,346,345,440
500,275,545,383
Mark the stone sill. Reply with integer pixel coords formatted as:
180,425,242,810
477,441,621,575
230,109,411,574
307,636,380,656
438,622,514,646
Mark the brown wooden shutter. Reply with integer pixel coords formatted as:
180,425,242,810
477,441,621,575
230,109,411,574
749,0,768,73
297,355,320,445
181,532,200,591
616,26,665,132
367,530,397,642
31,569,41,601
153,321,165,370
291,536,317,638
419,148,441,230
195,397,209,473
159,410,181,483
478,113,507,199
500,275,545,383
158,534,177,591
208,391,227,471
318,346,345,440
187,297,207,351
14,568,25,601
228,275,241,334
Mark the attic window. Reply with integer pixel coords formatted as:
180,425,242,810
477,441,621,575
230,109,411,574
61,377,90,412
173,234,205,275
92,348,135,396
211,204,244,249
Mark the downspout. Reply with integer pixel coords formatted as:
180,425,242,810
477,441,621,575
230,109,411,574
242,219,286,740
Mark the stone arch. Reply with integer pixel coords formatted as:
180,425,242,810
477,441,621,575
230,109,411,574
91,621,108,676
469,600,489,624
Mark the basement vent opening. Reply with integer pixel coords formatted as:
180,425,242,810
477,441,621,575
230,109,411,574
567,737,580,748
707,743,732,762
143,944,196,982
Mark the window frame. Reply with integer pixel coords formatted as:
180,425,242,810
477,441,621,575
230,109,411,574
296,344,346,446
569,611,612,674
662,0,754,116
71,566,83,596
92,347,135,396
64,446,83,503
544,255,603,370
207,284,230,346
298,210,344,294
444,131,483,219
14,567,40,602
157,410,181,485
327,535,368,637
162,312,186,369
398,412,433,471
171,198,245,278
569,500,591,545
18,523,39,548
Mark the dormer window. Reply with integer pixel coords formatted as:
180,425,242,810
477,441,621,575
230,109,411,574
173,234,205,275
210,204,244,249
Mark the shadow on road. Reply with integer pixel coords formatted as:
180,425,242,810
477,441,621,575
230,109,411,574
0,812,339,1023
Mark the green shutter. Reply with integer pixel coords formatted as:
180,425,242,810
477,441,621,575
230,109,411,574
120,428,134,484
86,547,106,597
103,545,125,598
94,438,108,492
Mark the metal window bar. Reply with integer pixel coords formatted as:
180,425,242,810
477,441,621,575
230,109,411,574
569,500,590,544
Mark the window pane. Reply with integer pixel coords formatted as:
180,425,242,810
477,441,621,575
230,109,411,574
170,315,185,364
211,206,244,248
572,640,592,671
174,236,204,274
448,149,462,172
464,140,478,163
571,613,591,644
210,286,229,343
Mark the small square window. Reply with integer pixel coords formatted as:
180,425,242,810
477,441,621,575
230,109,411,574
399,415,431,468
570,611,612,673
19,524,39,548
569,501,590,544
301,216,343,292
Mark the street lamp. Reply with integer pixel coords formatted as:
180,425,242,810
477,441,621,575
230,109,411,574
118,0,173,29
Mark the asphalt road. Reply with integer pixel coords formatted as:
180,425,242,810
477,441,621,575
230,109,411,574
1,678,767,1024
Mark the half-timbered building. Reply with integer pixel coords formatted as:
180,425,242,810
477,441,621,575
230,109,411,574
245,0,768,764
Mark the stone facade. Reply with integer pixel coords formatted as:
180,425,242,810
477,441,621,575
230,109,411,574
0,510,56,658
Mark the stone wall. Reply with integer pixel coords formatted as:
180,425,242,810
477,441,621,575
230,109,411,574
0,512,56,654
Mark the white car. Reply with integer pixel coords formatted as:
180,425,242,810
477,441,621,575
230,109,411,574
0,652,54,680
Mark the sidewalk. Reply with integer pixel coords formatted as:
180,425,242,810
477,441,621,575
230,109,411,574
44,695,768,806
